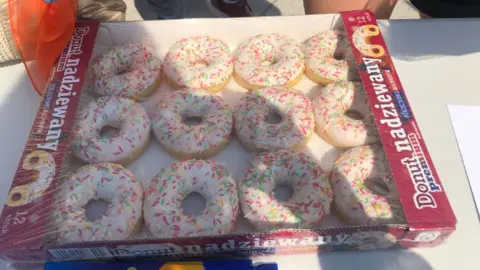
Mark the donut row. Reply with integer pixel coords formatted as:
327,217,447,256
59,144,400,242
72,82,378,165
87,30,359,99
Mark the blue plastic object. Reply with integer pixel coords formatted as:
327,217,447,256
44,260,278,270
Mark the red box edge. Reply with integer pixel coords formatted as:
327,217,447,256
0,21,100,252
340,10,456,228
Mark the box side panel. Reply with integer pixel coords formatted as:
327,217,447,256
1,250,49,263
399,226,455,248
47,227,406,261
0,22,100,252
340,10,456,229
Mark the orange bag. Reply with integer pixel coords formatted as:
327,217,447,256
9,0,78,94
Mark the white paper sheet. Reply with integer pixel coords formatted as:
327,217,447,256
448,105,480,217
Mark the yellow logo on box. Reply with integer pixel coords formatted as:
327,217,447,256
352,24,385,58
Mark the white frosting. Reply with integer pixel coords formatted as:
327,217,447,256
91,44,162,99
331,145,400,225
234,86,314,151
59,163,143,242
314,81,378,147
304,31,355,82
163,36,233,89
239,150,332,231
144,159,239,237
73,96,151,164
152,88,233,158
234,33,305,88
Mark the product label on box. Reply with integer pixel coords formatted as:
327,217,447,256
0,22,99,251
341,10,456,227
49,229,402,261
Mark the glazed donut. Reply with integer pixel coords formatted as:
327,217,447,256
91,44,162,100
163,36,233,93
73,96,151,165
352,25,385,58
314,81,378,148
144,159,239,237
6,150,56,206
152,88,233,159
233,33,305,90
234,86,314,151
304,31,355,85
59,163,143,242
239,150,332,230
330,145,400,225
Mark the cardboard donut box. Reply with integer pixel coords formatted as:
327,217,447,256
0,10,456,263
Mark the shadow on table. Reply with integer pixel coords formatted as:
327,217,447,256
379,19,480,61
134,0,281,20
317,249,433,270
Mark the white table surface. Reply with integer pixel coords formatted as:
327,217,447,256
0,19,480,270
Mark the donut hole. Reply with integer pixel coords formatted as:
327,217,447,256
264,108,283,124
260,55,277,66
345,109,364,120
365,178,390,196
85,199,110,221
183,116,204,126
182,192,206,217
115,64,131,75
29,156,39,165
194,60,209,69
273,184,294,202
372,47,381,54
333,52,345,60
117,69,129,75
99,126,120,139
11,193,22,202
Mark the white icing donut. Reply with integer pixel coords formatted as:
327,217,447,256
152,88,233,159
59,163,143,242
91,44,162,99
239,150,332,231
331,145,400,225
233,33,305,90
314,81,378,148
7,150,56,206
234,86,314,151
144,159,239,237
163,36,233,92
304,31,355,84
73,96,151,165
